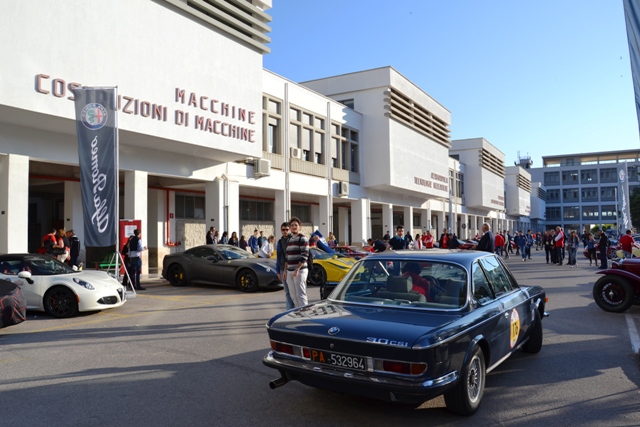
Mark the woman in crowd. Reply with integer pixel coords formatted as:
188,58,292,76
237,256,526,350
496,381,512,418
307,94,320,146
586,233,598,267
327,232,338,249
259,235,275,258
54,229,70,263
239,235,248,251
228,231,239,246
220,231,229,244
566,230,580,267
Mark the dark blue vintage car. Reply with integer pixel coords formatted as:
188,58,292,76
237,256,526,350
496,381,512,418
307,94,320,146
263,250,548,415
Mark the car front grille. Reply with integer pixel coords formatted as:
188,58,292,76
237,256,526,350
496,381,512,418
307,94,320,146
98,296,118,305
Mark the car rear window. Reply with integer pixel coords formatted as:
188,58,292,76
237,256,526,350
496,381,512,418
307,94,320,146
331,258,468,309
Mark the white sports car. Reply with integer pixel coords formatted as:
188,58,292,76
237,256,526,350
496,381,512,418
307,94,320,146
0,254,126,318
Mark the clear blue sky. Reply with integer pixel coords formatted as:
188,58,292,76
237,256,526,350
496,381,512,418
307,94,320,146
263,0,640,167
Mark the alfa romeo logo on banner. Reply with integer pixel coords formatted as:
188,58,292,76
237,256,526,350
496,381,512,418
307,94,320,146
80,103,108,130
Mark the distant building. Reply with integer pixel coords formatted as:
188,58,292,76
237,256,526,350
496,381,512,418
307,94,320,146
529,149,640,232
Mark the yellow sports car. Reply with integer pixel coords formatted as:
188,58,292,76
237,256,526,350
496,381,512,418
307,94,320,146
308,247,356,286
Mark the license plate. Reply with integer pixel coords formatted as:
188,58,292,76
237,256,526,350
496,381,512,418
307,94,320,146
309,349,367,371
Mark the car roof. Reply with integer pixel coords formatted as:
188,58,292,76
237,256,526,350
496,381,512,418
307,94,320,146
366,249,494,265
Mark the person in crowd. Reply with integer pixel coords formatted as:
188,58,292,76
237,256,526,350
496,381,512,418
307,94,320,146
438,228,449,249
128,229,147,291
213,230,220,244
327,232,338,249
413,234,422,249
597,230,610,270
382,230,391,241
228,231,239,246
239,235,248,251
367,238,388,253
54,229,70,263
37,228,57,255
566,230,580,267
586,233,598,266
475,223,494,253
405,232,413,246
284,217,309,308
447,232,459,249
121,235,133,287
248,229,259,254
506,230,514,255
66,229,81,268
619,229,635,259
525,230,534,260
259,235,275,258
502,230,510,258
422,230,434,248
555,226,565,265
275,222,294,309
581,229,590,249
494,231,504,257
206,227,215,245
514,231,527,261
388,225,409,250
544,229,554,264
257,230,267,248
401,262,433,301
220,231,229,245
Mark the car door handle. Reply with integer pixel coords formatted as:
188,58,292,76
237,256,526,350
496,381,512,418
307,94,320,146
504,312,510,318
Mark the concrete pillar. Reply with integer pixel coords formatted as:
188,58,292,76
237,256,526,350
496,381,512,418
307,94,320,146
147,188,164,269
124,170,148,274
274,189,286,228
337,206,350,245
351,198,370,246
225,178,240,236
462,213,468,239
0,154,29,253
205,180,223,232
438,210,445,235
318,195,330,235
403,206,413,236
382,204,393,238
421,209,430,233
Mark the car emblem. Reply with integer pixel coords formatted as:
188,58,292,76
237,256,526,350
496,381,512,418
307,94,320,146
328,326,340,335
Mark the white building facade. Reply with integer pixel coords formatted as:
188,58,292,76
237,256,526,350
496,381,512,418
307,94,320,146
0,0,538,270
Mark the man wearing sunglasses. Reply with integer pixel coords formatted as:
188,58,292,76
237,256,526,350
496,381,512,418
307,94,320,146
275,221,294,309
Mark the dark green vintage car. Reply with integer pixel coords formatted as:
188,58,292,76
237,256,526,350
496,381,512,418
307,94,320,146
263,250,548,416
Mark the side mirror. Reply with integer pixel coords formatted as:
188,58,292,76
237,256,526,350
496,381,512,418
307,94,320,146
18,271,34,284
207,255,219,262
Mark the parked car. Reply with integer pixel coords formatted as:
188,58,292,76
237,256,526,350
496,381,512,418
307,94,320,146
592,258,640,312
0,254,126,318
307,247,357,298
263,250,548,415
162,244,282,292
583,241,619,261
333,246,370,260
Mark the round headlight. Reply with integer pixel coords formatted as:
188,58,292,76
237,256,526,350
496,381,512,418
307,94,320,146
73,277,95,290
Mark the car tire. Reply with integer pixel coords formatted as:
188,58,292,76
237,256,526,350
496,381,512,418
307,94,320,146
44,286,78,318
168,264,188,287
237,269,258,292
593,276,634,313
522,309,543,354
444,346,485,416
308,265,326,287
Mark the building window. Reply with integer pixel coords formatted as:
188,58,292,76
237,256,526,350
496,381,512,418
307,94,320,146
581,187,599,202
580,169,598,184
333,123,359,173
582,206,600,220
175,195,205,219
562,170,578,184
291,204,311,223
628,165,639,182
290,105,326,165
547,189,560,203
562,188,579,202
600,167,617,183
601,205,617,220
240,199,273,221
546,206,561,220
544,171,560,186
413,214,422,227
563,206,580,220
600,186,617,201
263,96,282,154
456,172,464,198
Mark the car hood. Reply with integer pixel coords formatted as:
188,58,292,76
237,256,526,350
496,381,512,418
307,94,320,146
268,301,462,348
70,270,122,288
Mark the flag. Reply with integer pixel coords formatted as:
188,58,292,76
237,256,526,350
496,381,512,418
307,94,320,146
618,162,632,233
72,87,117,247
624,0,640,136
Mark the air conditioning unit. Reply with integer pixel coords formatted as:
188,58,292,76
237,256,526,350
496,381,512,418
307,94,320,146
253,158,271,178
290,147,302,159
338,181,349,197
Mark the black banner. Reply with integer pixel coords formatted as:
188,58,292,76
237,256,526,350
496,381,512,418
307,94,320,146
73,88,117,247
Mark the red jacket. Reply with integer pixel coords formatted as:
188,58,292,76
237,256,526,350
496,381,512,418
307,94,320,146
555,231,564,248
495,234,505,248
620,234,634,252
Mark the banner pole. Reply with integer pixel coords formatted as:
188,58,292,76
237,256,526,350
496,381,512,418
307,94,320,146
114,86,120,283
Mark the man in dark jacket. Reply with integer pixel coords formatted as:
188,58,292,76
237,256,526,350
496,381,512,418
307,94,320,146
66,229,81,268
475,223,494,253
388,225,409,250
275,222,294,309
597,230,610,270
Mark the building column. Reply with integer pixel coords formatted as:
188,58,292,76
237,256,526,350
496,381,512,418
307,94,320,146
274,189,286,229
147,188,164,269
205,179,223,232
0,154,29,253
64,181,84,261
351,198,370,246
461,213,469,239
421,209,431,233
403,206,413,237
337,207,350,245
318,195,331,235
225,178,240,236
438,210,446,235
124,170,148,275
382,204,393,238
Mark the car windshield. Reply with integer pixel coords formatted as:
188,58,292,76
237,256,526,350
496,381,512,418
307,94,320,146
330,257,468,309
25,256,75,275
310,247,334,260
219,247,254,260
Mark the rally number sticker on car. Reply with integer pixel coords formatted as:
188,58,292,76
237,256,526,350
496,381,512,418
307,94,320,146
510,308,520,349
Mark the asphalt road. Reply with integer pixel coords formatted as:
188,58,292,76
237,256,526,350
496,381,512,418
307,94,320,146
1,250,639,427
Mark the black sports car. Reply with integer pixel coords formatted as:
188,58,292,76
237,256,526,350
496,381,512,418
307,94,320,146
263,250,548,415
162,244,282,292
